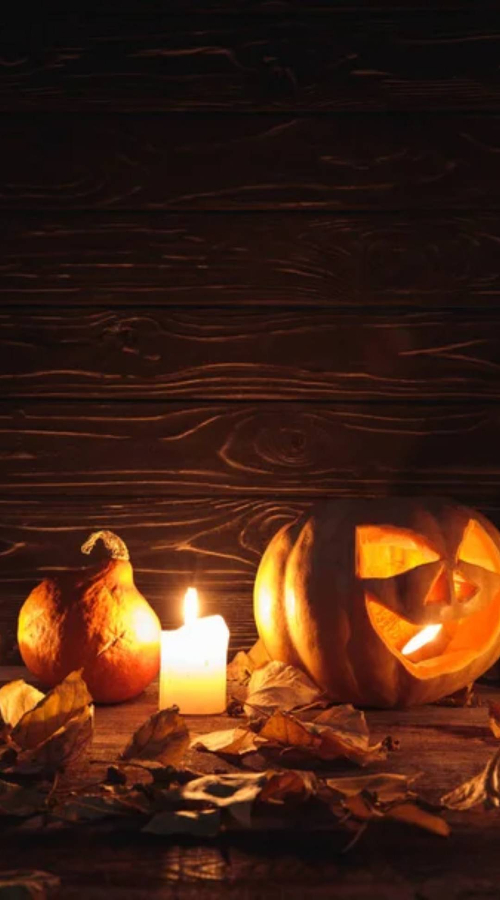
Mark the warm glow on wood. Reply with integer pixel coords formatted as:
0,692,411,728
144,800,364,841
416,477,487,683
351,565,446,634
184,587,199,626
402,623,443,656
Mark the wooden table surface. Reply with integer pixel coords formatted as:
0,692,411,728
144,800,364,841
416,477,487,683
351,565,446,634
2,666,500,900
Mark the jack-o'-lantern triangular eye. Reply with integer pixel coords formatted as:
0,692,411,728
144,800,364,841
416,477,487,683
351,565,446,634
457,519,500,574
356,526,440,579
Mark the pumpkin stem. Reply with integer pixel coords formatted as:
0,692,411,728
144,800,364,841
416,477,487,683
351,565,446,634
81,530,130,561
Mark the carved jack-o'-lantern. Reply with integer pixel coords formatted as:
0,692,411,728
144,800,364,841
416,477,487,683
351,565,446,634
254,498,500,707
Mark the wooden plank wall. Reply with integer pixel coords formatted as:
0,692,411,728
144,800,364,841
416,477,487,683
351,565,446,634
2,3,500,660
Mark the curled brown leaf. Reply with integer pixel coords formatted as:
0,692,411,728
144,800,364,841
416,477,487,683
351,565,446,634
182,771,268,826
258,708,386,766
11,671,92,752
121,707,189,767
388,802,450,837
227,640,271,685
327,772,420,803
54,788,151,824
244,662,325,719
0,681,45,731
343,790,449,836
0,780,50,818
442,746,500,810
193,728,259,757
259,710,322,754
16,705,94,774
259,770,318,804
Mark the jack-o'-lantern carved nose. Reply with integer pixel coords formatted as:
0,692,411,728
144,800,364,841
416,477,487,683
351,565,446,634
425,565,477,606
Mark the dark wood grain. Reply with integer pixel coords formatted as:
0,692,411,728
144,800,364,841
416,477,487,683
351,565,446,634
4,211,500,308
4,114,500,211
0,495,292,595
3,12,500,112
2,309,500,399
1,667,500,899
1,401,500,497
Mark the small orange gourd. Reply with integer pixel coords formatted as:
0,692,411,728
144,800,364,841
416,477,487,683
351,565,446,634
18,531,161,703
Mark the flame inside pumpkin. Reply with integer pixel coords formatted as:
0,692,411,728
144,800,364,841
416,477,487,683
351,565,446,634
401,624,443,657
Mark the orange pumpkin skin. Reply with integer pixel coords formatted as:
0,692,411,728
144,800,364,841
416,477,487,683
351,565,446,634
254,498,500,708
18,532,160,704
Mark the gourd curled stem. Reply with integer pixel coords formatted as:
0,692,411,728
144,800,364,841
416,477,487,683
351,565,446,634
81,530,130,561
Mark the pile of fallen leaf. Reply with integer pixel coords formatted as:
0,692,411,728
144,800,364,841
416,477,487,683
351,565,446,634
0,670,93,775
200,657,393,766
2,645,500,897
0,655,452,849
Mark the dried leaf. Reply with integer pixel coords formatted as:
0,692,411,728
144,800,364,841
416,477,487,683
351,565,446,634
0,780,50,818
227,652,254,685
193,728,259,757
258,707,385,766
327,773,419,803
314,729,385,766
183,771,267,806
55,788,150,823
0,682,45,730
344,792,449,837
388,802,450,837
227,640,271,684
11,671,92,752
442,771,489,811
259,710,322,753
55,795,129,823
259,770,318,804
248,640,272,668
183,772,268,826
143,808,221,837
121,707,189,766
310,706,387,766
489,700,500,739
245,661,324,718
0,870,60,899
310,704,370,736
16,705,94,774
442,747,500,810
344,793,375,821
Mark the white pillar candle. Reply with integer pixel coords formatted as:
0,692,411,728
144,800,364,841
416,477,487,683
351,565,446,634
159,588,230,715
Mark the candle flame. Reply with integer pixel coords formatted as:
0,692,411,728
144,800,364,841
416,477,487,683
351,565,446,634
402,623,443,657
184,587,199,626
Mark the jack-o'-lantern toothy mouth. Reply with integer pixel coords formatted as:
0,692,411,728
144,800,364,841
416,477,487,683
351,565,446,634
365,594,500,678
359,519,500,678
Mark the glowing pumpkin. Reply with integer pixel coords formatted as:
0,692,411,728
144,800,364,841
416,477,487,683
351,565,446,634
18,531,161,703
254,498,500,707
